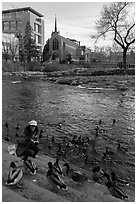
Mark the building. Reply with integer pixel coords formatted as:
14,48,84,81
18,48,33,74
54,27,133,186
2,7,45,51
79,46,91,62
46,16,84,63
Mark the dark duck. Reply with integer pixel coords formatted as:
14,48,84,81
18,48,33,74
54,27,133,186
53,158,62,175
104,173,128,200
23,158,37,175
63,162,87,182
6,161,23,187
111,171,129,186
16,123,20,136
47,162,67,191
4,122,10,141
117,143,128,152
92,166,104,183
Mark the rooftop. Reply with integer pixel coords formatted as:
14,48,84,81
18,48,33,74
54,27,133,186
2,7,44,17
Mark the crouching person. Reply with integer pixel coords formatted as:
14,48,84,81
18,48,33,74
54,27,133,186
16,120,40,160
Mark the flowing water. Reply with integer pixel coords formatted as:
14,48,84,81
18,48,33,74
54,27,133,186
2,75,135,191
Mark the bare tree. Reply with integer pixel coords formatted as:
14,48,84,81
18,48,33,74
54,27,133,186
2,41,10,62
91,2,135,72
9,36,19,62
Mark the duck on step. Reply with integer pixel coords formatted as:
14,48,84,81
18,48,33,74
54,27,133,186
53,158,62,175
23,158,37,175
111,171,129,186
6,161,23,187
63,162,87,182
47,162,67,191
104,173,128,200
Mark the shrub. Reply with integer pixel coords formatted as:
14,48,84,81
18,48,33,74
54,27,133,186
2,61,24,72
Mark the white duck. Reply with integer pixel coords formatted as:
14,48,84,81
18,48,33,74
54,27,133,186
6,161,23,187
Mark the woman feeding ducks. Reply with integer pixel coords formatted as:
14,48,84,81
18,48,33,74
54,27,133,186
16,120,40,174
16,120,40,160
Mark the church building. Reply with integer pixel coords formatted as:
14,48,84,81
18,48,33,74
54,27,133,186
46,16,82,63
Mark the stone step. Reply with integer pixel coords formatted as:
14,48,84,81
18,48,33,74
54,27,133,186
2,186,30,202
2,141,123,202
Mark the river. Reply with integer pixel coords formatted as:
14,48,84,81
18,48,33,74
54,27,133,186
2,75,135,191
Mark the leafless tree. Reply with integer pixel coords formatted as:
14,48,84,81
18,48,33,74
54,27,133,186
91,2,135,72
9,37,19,62
2,41,10,62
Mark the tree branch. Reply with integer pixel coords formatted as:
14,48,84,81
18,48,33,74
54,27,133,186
124,23,135,44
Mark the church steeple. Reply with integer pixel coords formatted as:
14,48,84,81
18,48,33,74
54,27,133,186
55,14,57,32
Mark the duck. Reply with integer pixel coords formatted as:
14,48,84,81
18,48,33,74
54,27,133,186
47,162,67,191
6,161,23,187
105,147,115,156
92,166,104,183
63,162,87,182
104,173,128,200
117,143,128,152
5,136,10,142
99,119,102,125
16,123,20,131
23,158,37,175
112,119,117,125
111,171,129,186
4,122,9,128
15,123,20,136
53,158,62,175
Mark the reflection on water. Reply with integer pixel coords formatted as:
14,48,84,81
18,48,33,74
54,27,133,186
2,77,135,184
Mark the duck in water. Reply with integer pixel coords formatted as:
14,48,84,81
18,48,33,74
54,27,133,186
6,161,23,187
117,143,128,153
4,122,10,141
16,123,20,137
47,162,67,191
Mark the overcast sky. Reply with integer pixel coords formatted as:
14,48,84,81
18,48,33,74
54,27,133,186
2,1,113,48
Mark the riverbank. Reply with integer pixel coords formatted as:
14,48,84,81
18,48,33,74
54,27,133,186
2,70,135,91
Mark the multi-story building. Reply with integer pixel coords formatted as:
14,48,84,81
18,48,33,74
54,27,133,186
2,7,45,51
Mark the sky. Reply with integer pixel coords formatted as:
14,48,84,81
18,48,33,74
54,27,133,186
2,1,118,48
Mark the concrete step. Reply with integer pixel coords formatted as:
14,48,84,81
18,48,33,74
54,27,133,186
2,141,123,202
2,186,30,202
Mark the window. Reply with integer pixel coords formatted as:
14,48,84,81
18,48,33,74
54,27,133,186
16,20,22,30
52,38,59,50
10,21,16,30
38,36,41,44
34,23,36,31
34,23,41,34
2,13,11,19
16,11,22,18
35,35,41,44
38,25,41,34
3,21,9,31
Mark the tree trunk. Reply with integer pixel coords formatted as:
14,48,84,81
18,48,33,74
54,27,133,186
123,48,127,73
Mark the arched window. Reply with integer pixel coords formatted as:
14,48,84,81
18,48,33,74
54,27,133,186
52,38,59,50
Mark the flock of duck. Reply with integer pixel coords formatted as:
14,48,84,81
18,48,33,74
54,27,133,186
4,120,129,200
